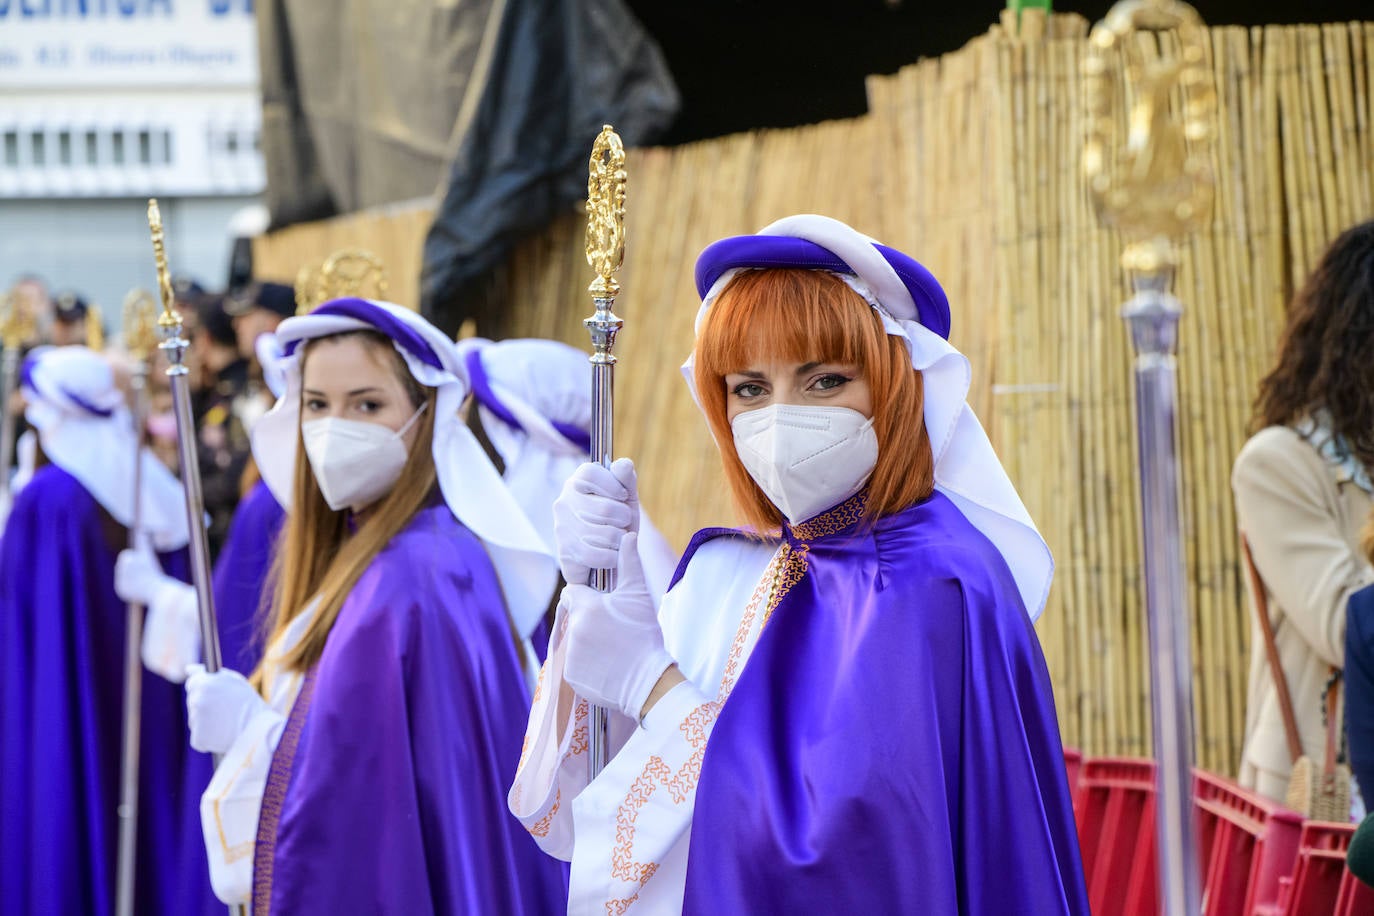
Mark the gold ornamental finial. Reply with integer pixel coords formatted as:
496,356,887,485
1083,0,1215,274
146,199,179,328
585,125,627,299
122,289,159,361
294,262,321,315
0,287,36,351
86,303,105,351
321,249,389,302
294,249,391,314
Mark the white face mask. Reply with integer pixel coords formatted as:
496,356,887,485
301,404,427,512
730,403,878,525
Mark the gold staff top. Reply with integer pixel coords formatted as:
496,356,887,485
122,289,160,362
146,199,181,329
1082,0,1215,274
295,249,391,314
0,289,36,351
586,125,627,299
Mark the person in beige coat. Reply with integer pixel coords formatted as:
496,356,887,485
1233,219,1374,802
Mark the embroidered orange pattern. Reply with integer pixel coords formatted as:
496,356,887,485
525,699,590,838
600,493,867,912
604,543,786,912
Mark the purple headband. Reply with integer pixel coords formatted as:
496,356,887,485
693,235,952,340
284,298,445,371
463,349,592,454
20,354,115,418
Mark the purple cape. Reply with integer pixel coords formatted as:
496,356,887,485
251,502,568,914
212,479,285,674
0,466,218,915
681,492,1089,914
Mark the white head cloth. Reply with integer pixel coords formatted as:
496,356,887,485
685,214,1054,621
251,300,558,638
18,345,190,550
454,337,677,599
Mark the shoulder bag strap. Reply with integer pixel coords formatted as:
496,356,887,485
1241,535,1305,764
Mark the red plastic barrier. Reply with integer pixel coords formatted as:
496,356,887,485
1332,856,1374,916
1274,822,1357,916
1190,770,1302,916
1064,746,1083,806
1075,757,1160,916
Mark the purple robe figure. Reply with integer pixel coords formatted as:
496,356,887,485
681,492,1089,914
0,464,218,915
213,478,285,674
251,500,569,913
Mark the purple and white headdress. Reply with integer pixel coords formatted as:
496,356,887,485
251,299,558,638
689,214,1053,620
16,345,189,550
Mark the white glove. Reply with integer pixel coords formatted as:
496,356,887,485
115,544,178,608
185,664,271,755
141,582,201,684
562,532,673,720
552,457,640,586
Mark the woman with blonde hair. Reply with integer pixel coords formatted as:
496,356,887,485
184,298,568,913
511,216,1087,914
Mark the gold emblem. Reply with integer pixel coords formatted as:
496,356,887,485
1083,0,1215,273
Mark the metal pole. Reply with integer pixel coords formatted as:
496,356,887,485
1083,3,1215,911
114,358,149,916
146,200,243,916
0,344,20,527
0,289,32,529
1124,274,1201,916
583,125,627,779
115,288,158,916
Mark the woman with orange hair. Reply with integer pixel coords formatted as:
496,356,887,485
510,215,1088,914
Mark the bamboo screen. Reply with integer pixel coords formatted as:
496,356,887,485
251,16,1374,774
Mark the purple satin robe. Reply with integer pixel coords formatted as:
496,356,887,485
250,501,568,914
0,466,218,915
681,492,1089,914
212,479,285,675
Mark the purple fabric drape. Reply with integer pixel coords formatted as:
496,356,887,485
682,492,1089,914
251,502,568,914
212,479,286,675
0,466,218,915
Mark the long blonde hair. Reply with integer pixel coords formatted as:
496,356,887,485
249,330,438,691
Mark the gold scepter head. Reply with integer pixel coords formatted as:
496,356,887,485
122,289,159,363
0,287,36,352
294,249,391,314
585,125,627,300
1083,0,1215,276
146,199,180,332
86,303,105,352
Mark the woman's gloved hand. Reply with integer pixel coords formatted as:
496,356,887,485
552,457,640,586
185,665,270,755
561,533,673,721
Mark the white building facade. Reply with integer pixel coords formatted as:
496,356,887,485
0,0,265,316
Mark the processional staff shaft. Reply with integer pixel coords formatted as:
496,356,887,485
584,125,628,779
115,290,158,916
0,291,34,529
1083,2,1216,914
146,200,245,916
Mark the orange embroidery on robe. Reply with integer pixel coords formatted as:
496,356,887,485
604,544,787,911
599,493,867,912
528,788,561,839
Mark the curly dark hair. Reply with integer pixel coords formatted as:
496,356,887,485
1253,219,1374,466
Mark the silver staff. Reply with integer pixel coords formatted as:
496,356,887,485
1084,2,1215,914
146,200,245,916
114,289,159,916
584,125,628,778
0,289,34,529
